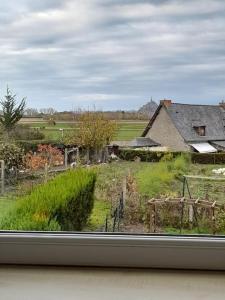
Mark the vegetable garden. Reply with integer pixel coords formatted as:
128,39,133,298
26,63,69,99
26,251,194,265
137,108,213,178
0,150,225,234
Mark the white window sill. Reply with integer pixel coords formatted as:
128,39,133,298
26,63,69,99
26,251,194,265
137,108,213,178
1,265,225,300
0,232,225,270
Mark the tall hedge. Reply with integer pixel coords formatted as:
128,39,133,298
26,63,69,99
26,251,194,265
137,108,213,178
0,168,96,231
16,140,62,153
191,152,225,164
118,149,182,162
118,149,225,164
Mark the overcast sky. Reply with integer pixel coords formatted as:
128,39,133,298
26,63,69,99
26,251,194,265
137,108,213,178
1,0,225,111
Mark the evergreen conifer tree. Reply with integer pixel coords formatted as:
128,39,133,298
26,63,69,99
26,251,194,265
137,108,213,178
0,87,26,138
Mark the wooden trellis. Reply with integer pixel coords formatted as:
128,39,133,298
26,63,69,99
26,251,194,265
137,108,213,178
148,197,224,234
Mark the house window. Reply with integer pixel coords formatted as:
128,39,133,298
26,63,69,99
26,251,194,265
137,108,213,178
194,126,206,136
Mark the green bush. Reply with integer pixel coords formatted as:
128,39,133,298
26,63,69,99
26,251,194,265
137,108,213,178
118,149,225,165
172,154,190,178
0,168,96,231
17,140,63,153
118,149,182,162
136,162,174,198
12,125,45,141
136,155,190,198
191,152,225,164
0,143,24,170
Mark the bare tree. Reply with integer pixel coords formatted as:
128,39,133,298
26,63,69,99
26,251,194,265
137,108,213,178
24,108,39,117
65,111,117,162
39,107,57,115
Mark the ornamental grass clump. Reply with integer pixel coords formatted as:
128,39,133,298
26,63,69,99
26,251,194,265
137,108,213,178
0,168,96,231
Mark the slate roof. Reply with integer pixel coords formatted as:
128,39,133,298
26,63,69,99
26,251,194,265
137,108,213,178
143,102,225,142
129,137,160,147
211,140,225,150
111,137,160,148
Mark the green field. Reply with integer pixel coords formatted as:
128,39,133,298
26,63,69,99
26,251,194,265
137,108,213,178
20,120,148,141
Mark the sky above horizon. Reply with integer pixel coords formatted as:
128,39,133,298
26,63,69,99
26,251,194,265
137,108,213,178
1,0,225,111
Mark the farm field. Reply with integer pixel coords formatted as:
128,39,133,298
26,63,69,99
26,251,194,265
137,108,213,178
19,119,148,141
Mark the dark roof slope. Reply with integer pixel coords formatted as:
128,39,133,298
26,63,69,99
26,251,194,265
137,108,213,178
129,137,160,147
142,102,225,142
167,104,225,142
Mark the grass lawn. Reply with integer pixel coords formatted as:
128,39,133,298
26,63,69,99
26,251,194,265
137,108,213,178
84,199,110,231
0,197,14,222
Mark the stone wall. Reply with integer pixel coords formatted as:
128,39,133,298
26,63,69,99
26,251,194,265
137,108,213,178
145,107,189,151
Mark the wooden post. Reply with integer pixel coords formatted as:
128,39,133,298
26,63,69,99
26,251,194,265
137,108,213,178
212,201,216,235
153,203,156,233
0,160,5,195
180,197,185,234
44,163,48,183
148,202,153,233
122,177,127,206
189,205,194,229
86,148,90,164
64,148,68,169
76,147,80,162
104,146,109,162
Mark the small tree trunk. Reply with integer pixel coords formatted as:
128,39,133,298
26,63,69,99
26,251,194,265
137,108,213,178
64,148,68,168
0,160,5,195
86,148,90,164
44,163,48,183
104,146,109,162
94,148,98,162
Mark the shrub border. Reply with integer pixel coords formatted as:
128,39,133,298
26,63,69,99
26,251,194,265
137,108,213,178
118,149,225,164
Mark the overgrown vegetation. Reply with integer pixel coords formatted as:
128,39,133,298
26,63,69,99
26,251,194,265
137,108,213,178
0,169,96,231
136,154,190,198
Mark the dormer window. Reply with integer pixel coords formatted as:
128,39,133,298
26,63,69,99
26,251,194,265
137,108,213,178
193,126,206,136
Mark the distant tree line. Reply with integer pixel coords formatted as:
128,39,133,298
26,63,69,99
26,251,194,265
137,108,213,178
24,109,152,120
24,100,158,120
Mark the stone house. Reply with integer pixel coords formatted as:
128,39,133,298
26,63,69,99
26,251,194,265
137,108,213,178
142,100,225,152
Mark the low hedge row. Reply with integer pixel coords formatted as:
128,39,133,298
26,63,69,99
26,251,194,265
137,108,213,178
118,149,225,164
191,152,225,164
16,140,64,153
118,149,182,162
0,168,96,231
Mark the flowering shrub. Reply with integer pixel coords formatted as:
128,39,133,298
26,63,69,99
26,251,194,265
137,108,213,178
26,144,64,170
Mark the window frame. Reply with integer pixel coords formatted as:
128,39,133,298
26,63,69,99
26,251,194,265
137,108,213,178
193,125,206,136
0,231,224,270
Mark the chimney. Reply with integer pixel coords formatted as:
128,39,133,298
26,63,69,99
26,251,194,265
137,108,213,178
219,100,225,109
160,99,172,107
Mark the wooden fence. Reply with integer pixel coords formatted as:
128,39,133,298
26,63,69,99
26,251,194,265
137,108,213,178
148,197,225,234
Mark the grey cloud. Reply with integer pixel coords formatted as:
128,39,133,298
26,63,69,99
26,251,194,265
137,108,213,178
0,0,225,110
